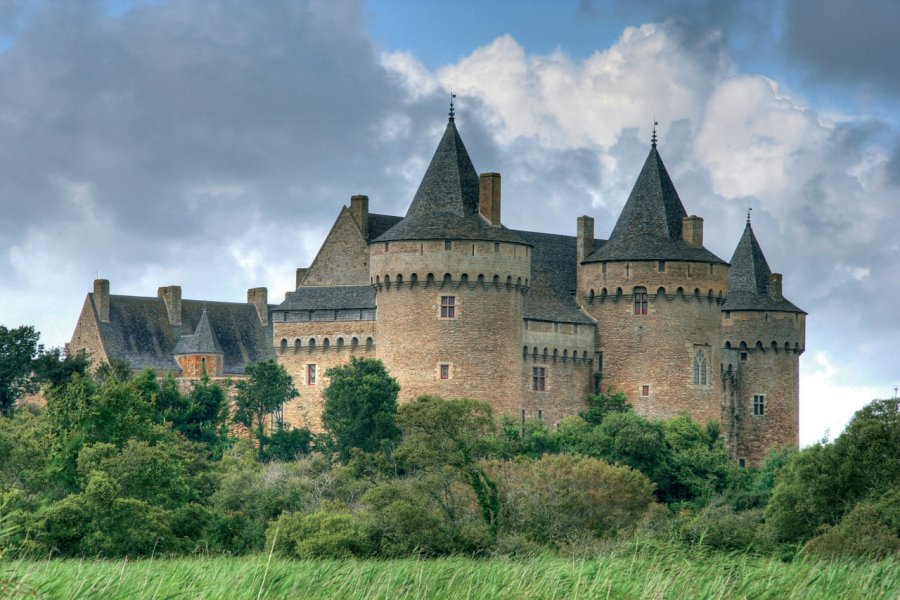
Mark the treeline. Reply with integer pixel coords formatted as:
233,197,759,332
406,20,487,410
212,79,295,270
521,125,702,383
0,326,897,560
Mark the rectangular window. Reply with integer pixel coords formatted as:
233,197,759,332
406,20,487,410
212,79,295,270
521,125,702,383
753,394,765,416
740,351,748,361
538,409,543,421
634,290,648,315
494,242,500,252
532,367,546,391
725,311,731,319
658,260,666,272
440,296,456,318
601,262,607,274
738,458,746,468
307,364,317,386
642,385,650,397
439,364,449,380
383,242,389,252
444,240,451,251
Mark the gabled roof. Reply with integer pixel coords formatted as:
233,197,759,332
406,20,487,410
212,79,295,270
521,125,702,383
276,285,376,311
91,295,274,374
173,308,223,355
376,119,524,244
587,146,726,264
722,222,805,313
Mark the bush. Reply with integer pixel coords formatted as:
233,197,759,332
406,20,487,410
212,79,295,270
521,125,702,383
486,454,657,544
267,508,372,558
804,488,900,559
675,500,773,553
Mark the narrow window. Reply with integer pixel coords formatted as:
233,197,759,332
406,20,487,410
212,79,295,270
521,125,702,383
693,350,708,385
601,262,607,274
725,311,731,319
538,409,543,421
439,364,449,380
740,351,748,362
494,242,500,252
307,364,317,386
658,260,666,273
440,296,456,318
444,240,451,251
383,242,388,252
738,458,746,468
532,367,546,391
642,385,650,397
633,287,648,315
753,394,765,416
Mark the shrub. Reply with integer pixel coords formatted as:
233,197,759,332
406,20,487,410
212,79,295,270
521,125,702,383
676,500,773,553
804,487,900,559
267,508,372,558
485,454,656,544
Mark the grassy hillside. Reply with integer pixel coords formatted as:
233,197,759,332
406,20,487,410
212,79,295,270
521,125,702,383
5,548,898,600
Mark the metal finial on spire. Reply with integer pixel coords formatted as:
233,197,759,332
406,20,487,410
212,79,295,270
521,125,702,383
747,207,752,225
651,120,658,148
449,92,456,122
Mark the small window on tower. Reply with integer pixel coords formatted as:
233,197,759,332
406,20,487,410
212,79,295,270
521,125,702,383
642,385,650,397
753,394,765,416
634,287,648,315
494,242,500,252
602,263,607,274
444,240,452,251
740,352,748,361
440,296,456,319
439,364,449,380
307,364,317,386
658,260,666,273
532,367,546,391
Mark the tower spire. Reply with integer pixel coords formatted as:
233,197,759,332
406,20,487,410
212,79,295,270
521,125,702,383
747,207,752,225
651,120,658,148
449,92,456,122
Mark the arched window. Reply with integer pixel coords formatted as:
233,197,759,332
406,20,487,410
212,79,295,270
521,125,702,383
279,338,288,353
633,287,648,315
693,349,708,385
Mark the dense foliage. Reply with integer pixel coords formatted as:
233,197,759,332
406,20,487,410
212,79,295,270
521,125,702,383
0,328,897,562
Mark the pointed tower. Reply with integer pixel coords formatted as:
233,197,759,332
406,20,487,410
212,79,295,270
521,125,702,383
578,132,728,425
371,108,531,414
173,308,224,377
721,217,806,465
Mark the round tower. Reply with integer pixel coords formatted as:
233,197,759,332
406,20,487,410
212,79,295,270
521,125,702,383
371,113,531,417
578,136,729,425
721,218,806,465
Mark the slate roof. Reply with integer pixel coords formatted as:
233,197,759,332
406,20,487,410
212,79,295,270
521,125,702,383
276,285,376,311
173,308,223,355
586,146,726,264
513,229,599,325
376,119,525,244
722,222,805,313
367,213,402,242
93,294,274,374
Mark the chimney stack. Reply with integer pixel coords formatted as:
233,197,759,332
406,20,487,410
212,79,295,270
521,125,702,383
576,216,595,263
94,279,110,323
479,173,501,226
295,268,308,289
350,195,369,239
682,215,704,248
157,285,182,326
247,287,269,325
768,273,783,302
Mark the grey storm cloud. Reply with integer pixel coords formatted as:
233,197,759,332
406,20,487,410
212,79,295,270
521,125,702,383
782,0,900,93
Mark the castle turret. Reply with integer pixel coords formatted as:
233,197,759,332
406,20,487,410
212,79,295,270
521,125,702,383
721,217,806,465
578,133,728,425
173,308,224,377
371,108,531,416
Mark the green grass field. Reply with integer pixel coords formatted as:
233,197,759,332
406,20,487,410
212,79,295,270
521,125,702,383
4,546,898,600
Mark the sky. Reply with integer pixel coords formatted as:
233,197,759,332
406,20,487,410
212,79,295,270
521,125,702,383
0,0,897,444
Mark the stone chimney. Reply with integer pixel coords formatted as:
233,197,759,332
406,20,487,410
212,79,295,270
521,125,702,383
295,268,308,289
247,287,268,325
768,273,783,302
576,216,595,263
479,172,501,226
682,215,704,248
157,285,182,326
94,279,110,323
350,195,369,239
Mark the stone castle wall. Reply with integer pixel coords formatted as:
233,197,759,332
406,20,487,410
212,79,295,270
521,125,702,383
69,295,108,368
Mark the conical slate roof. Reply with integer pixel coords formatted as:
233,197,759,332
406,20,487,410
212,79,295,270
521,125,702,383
722,222,805,313
586,146,725,264
376,118,524,244
173,308,223,355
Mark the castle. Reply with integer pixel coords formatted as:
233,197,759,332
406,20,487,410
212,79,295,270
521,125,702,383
69,109,806,465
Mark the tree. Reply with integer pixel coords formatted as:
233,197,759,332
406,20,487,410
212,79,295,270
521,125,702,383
395,396,501,537
167,374,230,458
580,388,631,426
321,357,400,462
31,347,89,391
234,360,298,460
0,325,41,416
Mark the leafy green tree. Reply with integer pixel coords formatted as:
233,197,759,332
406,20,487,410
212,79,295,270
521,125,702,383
396,396,500,537
31,348,89,391
580,388,631,426
167,375,230,458
234,360,298,460
263,426,313,462
321,357,400,462
0,325,41,416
